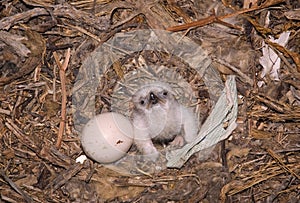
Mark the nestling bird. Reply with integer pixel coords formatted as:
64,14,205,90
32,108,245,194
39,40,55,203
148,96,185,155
131,82,198,161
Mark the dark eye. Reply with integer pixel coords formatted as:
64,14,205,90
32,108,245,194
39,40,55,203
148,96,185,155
163,91,168,96
140,100,145,105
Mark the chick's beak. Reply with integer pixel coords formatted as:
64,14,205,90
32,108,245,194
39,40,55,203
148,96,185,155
146,92,165,109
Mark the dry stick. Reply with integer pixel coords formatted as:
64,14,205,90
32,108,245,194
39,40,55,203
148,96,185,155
5,118,38,151
255,94,291,113
0,108,11,115
213,58,254,86
53,48,71,149
66,23,101,42
53,63,57,102
167,13,216,31
166,0,285,31
0,170,33,203
46,163,84,191
227,167,285,196
267,149,300,180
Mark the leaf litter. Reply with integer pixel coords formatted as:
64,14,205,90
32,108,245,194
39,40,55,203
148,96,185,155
0,0,299,202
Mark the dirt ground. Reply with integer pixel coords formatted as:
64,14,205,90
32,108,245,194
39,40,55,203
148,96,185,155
0,0,299,202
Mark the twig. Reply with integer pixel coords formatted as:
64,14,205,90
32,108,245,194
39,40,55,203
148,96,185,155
5,118,38,151
167,12,216,31
46,163,84,191
267,149,300,180
0,170,33,203
0,108,11,115
53,48,71,149
53,62,57,102
167,0,285,31
66,23,102,42
0,8,47,30
213,58,254,86
254,94,291,113
250,148,300,155
0,5,109,31
221,140,228,171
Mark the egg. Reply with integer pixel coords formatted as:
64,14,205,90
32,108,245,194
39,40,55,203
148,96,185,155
81,112,134,164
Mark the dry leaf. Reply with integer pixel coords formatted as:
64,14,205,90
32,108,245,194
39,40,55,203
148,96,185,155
259,31,290,81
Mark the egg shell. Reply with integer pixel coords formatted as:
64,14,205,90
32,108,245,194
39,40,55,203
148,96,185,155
81,112,133,163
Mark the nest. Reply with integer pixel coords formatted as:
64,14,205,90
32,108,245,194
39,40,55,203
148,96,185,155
72,29,224,174
1,0,299,202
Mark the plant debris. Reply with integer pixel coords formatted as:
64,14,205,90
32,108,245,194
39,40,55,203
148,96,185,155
0,0,299,202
